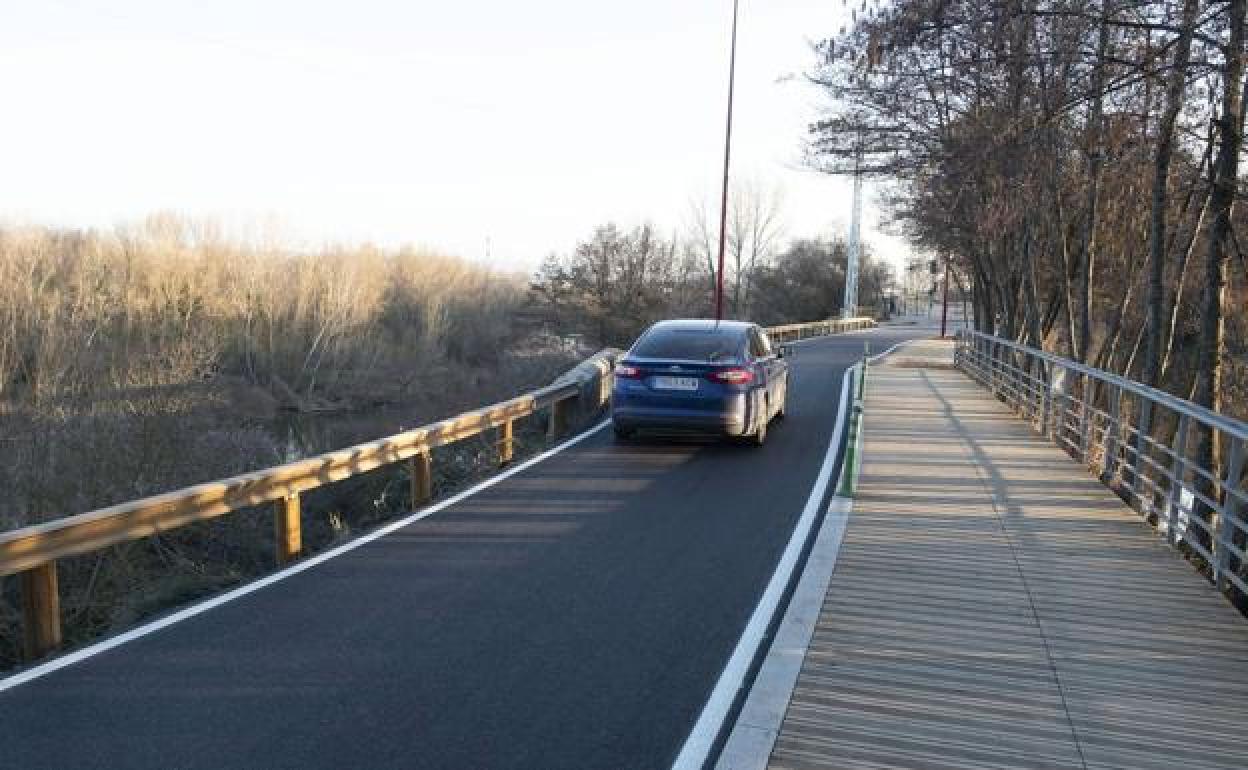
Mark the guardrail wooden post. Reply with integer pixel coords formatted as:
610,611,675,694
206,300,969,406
410,452,432,507
21,561,62,660
499,419,514,465
548,399,568,441
275,494,302,565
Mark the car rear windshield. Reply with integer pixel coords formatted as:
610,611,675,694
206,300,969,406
631,329,743,362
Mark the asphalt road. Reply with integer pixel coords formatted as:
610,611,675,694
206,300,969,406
0,327,926,770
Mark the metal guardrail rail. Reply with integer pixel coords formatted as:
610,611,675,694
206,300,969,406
2,317,876,661
955,329,1248,603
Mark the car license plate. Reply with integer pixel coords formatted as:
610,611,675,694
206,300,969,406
653,376,698,391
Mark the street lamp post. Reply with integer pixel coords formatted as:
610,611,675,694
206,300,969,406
714,0,740,321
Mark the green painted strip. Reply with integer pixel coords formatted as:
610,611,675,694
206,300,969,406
837,358,869,498
837,361,866,497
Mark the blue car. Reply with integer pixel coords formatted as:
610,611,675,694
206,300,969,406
611,319,790,445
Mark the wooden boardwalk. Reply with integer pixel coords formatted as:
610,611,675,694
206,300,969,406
768,340,1248,770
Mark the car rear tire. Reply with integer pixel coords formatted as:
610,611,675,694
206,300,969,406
613,425,635,443
751,402,768,447
775,389,787,420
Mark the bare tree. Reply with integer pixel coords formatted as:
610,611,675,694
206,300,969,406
687,179,785,318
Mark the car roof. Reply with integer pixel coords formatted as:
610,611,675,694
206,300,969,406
644,319,755,334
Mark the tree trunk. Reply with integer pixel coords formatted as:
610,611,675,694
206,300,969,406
1142,0,1200,388
1191,0,1246,551
1072,0,1112,363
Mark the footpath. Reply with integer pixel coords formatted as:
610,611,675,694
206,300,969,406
728,338,1248,770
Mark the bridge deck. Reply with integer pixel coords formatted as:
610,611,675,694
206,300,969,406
768,341,1248,770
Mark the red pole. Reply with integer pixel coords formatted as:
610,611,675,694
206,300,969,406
714,0,740,321
940,256,950,337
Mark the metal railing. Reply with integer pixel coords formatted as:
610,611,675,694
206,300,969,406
1,317,876,663
955,330,1248,603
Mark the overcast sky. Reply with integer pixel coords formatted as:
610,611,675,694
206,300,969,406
1,0,910,272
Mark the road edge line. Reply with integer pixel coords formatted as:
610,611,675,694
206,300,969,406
712,495,852,770
670,361,854,770
0,419,612,694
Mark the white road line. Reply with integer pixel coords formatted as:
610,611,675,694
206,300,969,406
714,496,853,770
670,361,855,770
867,339,914,363
0,419,612,694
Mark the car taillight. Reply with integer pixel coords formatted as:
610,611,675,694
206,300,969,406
615,364,642,379
709,367,754,385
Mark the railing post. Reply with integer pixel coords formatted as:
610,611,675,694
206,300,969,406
1132,400,1154,497
410,451,432,507
1011,351,1024,412
275,493,302,565
499,418,514,465
1079,373,1093,465
1166,414,1191,546
1102,385,1123,482
1046,364,1060,441
1028,355,1043,426
1000,342,1009,397
988,340,998,393
1216,438,1245,593
20,561,62,661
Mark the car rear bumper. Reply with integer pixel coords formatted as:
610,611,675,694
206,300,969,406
611,405,749,436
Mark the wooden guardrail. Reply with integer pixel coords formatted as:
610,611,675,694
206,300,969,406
2,350,618,660
766,317,876,343
2,318,876,662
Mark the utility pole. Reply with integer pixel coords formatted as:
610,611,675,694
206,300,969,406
714,0,740,321
842,149,862,319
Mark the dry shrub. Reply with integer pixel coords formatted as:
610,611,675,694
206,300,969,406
0,215,587,670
